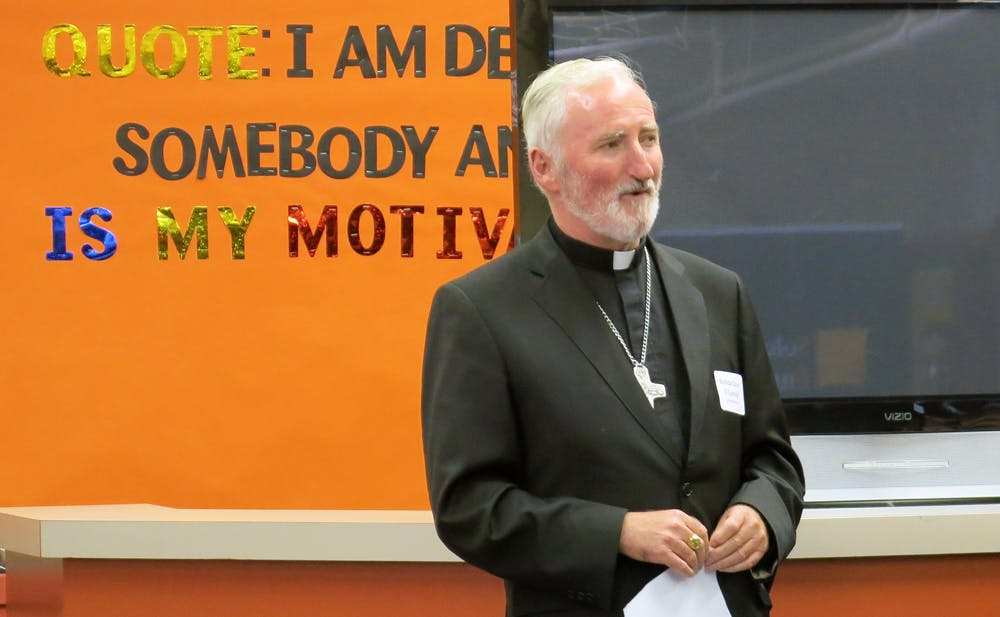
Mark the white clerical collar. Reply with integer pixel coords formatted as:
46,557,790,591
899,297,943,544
613,249,637,271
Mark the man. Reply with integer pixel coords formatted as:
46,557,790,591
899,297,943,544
422,57,805,617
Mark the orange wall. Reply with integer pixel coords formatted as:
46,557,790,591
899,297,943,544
3,1,514,510
5,555,999,617
773,554,1000,617
57,561,503,617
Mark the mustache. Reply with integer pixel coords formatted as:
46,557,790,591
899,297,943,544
618,178,658,197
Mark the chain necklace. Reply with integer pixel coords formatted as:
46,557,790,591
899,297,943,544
596,247,667,408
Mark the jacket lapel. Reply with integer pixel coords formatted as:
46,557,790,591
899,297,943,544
650,244,711,463
524,229,684,469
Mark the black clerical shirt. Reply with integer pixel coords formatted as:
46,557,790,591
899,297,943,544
548,219,691,455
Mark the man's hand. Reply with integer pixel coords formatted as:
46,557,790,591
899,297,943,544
619,510,709,577
705,504,768,573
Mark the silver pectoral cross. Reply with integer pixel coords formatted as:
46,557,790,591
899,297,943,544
633,364,666,408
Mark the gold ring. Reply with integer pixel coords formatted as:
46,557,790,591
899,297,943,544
686,534,704,551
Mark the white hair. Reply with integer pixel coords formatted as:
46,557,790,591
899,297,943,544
521,57,646,164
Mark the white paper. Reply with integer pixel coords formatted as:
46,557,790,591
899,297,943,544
713,370,745,416
624,569,732,617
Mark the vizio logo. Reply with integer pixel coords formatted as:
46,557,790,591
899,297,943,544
884,411,913,422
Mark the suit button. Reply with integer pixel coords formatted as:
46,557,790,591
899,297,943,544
681,482,693,497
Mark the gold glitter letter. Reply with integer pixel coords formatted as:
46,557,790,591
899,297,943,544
157,206,209,260
227,25,259,80
141,26,187,79
97,24,137,77
187,26,224,80
218,206,256,260
42,24,91,77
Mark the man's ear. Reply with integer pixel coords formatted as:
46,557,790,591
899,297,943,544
529,148,560,195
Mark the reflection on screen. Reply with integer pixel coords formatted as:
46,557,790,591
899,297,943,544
555,6,1000,399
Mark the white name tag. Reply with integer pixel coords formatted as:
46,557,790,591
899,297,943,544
713,371,745,416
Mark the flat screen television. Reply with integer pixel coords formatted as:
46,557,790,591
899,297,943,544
515,0,1000,505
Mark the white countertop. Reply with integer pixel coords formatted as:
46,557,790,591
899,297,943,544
0,505,452,561
791,502,1000,558
1,503,998,561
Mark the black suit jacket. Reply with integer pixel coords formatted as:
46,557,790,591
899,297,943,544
422,225,805,617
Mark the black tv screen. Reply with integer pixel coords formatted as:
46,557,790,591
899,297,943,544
547,2,1000,433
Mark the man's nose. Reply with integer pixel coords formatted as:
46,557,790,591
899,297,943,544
627,140,657,181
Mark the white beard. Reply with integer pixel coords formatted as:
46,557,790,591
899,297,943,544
560,171,661,246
